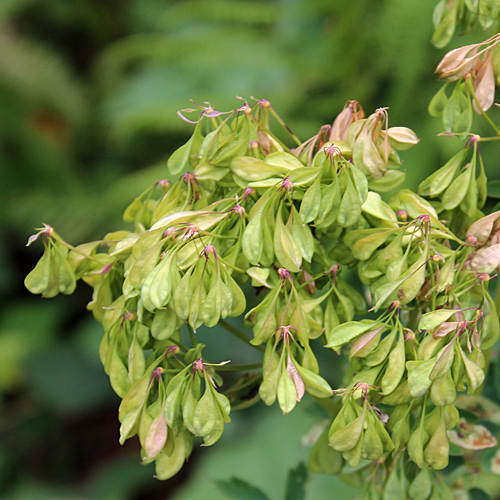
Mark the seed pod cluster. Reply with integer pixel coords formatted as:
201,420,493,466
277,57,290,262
25,98,500,493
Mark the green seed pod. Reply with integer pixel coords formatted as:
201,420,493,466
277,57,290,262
151,309,183,341
418,335,443,361
144,411,168,460
155,431,193,480
330,411,366,452
365,328,396,366
443,404,460,430
361,419,383,460
325,320,383,351
249,292,280,346
315,178,341,228
128,335,146,385
407,358,437,398
129,239,164,289
418,148,464,197
429,341,455,381
458,344,485,393
289,206,314,263
381,379,412,406
277,370,297,415
294,362,332,398
274,208,302,272
350,326,384,358
381,330,406,395
409,467,432,500
391,408,411,450
193,382,218,437
300,173,323,223
173,268,193,320
109,343,131,398
182,376,201,435
430,371,456,406
442,164,473,211
423,408,449,470
308,425,344,475
338,174,361,227
408,425,427,469
341,433,364,468
383,459,405,500
242,211,264,265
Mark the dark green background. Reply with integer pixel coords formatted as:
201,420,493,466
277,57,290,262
2,1,499,499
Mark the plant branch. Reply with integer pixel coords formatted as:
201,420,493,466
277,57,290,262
219,319,265,352
216,363,262,372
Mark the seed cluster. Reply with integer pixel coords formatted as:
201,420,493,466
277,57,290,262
25,98,499,494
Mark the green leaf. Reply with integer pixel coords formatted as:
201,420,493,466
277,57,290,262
487,179,500,198
469,488,491,500
214,477,271,500
442,83,472,135
428,83,449,117
442,164,473,210
168,135,195,175
432,1,457,48
418,149,464,197
285,462,308,500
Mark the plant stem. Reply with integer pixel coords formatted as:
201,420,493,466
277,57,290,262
216,363,262,372
187,324,198,346
268,106,302,146
219,319,265,352
247,114,295,154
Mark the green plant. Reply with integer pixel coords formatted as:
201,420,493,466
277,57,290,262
24,3,500,498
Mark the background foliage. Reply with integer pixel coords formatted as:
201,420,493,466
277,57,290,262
3,0,500,498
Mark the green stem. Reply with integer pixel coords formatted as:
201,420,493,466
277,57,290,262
219,319,266,352
216,363,262,372
247,114,295,154
429,260,436,311
218,256,246,274
478,136,500,142
268,106,302,146
187,324,198,346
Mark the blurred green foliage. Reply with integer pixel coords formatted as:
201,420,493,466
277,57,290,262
3,0,500,499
